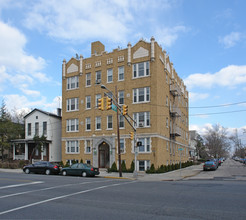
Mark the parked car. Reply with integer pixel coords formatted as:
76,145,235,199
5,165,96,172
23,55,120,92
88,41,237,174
203,160,218,171
61,163,100,177
23,161,60,175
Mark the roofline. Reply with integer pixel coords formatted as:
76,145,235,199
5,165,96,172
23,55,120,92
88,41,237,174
24,108,61,119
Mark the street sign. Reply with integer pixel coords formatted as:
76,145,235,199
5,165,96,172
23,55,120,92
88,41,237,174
112,104,117,112
178,148,183,151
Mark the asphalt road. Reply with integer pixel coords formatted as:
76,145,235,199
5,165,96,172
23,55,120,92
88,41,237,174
0,159,246,220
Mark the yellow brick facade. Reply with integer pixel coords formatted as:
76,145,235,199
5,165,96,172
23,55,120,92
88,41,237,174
61,37,189,171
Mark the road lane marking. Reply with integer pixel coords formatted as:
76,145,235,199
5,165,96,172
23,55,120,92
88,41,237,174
0,180,136,216
0,179,112,199
0,181,44,190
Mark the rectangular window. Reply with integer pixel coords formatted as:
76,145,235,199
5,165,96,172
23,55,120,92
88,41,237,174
138,160,150,171
66,98,79,111
35,122,39,136
166,142,169,151
85,140,91,153
67,76,79,90
118,66,124,81
66,141,79,154
96,71,101,84
118,91,124,105
66,119,79,132
138,137,151,153
133,87,150,103
107,68,113,83
120,139,125,153
86,96,91,109
133,112,150,128
43,121,47,136
119,115,124,128
95,116,101,130
107,115,113,129
28,123,31,136
86,117,91,131
166,117,169,128
95,94,101,108
133,61,150,78
86,73,91,86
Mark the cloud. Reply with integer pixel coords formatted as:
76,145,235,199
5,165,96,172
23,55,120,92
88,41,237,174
184,65,246,90
189,92,209,102
219,32,242,48
0,21,45,73
155,25,188,47
23,0,178,44
4,94,47,111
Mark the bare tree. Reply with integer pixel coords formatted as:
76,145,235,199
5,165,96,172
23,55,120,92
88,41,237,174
203,124,230,158
230,129,245,158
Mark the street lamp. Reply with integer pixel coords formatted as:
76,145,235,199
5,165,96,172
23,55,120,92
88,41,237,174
101,85,122,177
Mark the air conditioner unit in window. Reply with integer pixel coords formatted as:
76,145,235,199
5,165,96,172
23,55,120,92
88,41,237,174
95,79,101,84
138,122,144,127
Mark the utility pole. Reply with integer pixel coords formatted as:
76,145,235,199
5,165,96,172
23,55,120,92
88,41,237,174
115,86,122,177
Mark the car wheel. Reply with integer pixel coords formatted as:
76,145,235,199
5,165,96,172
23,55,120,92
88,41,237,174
25,168,30,174
62,171,67,176
45,169,51,175
82,171,87,177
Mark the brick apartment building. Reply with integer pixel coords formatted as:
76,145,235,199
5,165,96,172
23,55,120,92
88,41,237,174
61,37,189,171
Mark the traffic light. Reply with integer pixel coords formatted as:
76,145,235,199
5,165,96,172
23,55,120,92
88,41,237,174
106,97,112,110
130,132,134,140
122,105,128,115
98,98,104,111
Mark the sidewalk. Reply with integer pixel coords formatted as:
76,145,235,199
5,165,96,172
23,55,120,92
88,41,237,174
101,164,203,181
0,164,203,181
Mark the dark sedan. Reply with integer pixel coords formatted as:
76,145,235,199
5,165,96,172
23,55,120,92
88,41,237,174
61,163,100,177
203,160,217,171
23,161,60,175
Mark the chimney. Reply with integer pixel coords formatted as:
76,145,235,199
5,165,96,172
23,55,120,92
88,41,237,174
57,108,62,117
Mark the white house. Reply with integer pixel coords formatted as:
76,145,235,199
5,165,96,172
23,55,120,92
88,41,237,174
12,109,62,162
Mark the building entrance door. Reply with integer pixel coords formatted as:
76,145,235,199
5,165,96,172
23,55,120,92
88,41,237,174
98,142,109,168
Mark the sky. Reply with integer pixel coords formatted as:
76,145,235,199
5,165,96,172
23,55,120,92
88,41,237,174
0,0,246,142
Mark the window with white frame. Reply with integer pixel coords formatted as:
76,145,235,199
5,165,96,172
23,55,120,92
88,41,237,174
95,116,101,130
118,91,124,105
85,117,91,131
85,140,91,153
43,121,47,136
118,66,124,81
107,115,113,129
86,96,91,109
138,137,150,153
166,142,169,151
166,72,168,84
133,112,150,128
67,76,79,90
133,87,150,103
138,160,150,171
66,140,79,154
66,98,79,111
96,71,101,83
166,117,169,128
66,119,79,132
120,138,125,153
95,94,101,108
133,61,150,78
27,123,31,136
86,73,91,86
35,122,39,136
119,115,124,128
107,68,113,83
166,96,168,106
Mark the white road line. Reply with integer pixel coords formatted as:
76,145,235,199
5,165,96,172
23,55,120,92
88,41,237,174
0,181,136,216
0,179,112,199
0,181,44,190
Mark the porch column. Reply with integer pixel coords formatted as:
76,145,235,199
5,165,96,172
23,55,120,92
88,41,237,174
41,145,44,161
25,143,28,160
13,143,16,160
